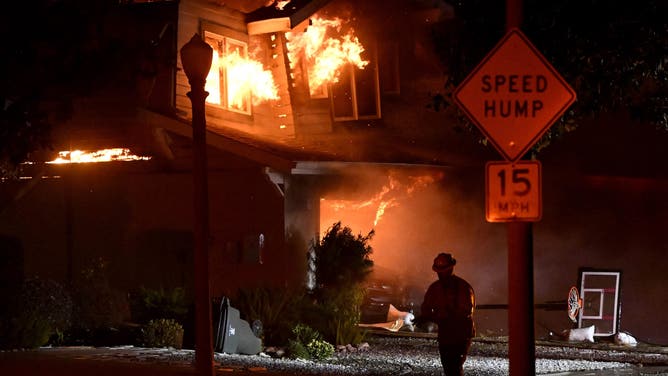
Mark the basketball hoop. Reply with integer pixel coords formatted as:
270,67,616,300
567,286,583,323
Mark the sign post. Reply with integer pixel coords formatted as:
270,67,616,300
452,21,576,375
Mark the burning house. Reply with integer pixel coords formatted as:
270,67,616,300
0,0,666,346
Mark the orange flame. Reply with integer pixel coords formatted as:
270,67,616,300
274,0,290,10
47,148,151,164
205,47,278,110
320,172,442,235
286,17,369,95
223,51,279,107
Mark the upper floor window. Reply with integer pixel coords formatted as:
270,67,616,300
286,17,381,121
204,30,252,115
330,46,381,121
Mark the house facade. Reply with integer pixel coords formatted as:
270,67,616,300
1,0,666,344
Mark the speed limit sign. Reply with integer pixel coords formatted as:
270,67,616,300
485,161,542,222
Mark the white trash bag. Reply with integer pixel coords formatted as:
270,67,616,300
614,332,638,347
566,325,595,343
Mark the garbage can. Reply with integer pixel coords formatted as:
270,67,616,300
213,296,262,355
213,296,240,354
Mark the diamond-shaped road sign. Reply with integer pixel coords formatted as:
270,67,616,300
454,29,576,162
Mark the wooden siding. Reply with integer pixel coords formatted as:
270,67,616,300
177,0,297,141
176,0,456,140
176,0,248,129
281,34,334,135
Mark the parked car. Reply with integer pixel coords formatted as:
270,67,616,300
360,278,423,324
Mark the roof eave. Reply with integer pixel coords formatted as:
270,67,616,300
139,109,296,173
246,0,333,34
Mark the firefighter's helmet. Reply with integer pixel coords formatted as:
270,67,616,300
432,252,456,272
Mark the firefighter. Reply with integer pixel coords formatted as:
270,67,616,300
421,252,475,376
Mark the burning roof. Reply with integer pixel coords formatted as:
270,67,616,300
247,0,334,25
46,148,151,164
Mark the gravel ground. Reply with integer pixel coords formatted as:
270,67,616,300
62,334,668,375
219,336,665,375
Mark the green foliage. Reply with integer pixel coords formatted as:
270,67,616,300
291,323,322,345
310,285,368,346
527,0,666,125
72,257,130,331
233,286,304,346
432,0,668,153
0,277,73,349
130,286,189,325
286,324,334,360
286,339,310,360
0,96,52,179
304,223,373,345
1,310,53,350
0,1,127,178
140,318,184,349
313,222,374,289
333,320,367,348
306,339,335,360
330,288,368,346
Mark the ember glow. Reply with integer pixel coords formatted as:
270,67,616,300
47,148,151,164
286,17,369,96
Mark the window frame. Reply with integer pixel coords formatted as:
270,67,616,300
201,22,252,116
329,42,381,121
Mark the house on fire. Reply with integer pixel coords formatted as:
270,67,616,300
1,0,666,344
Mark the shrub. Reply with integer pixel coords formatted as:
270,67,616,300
286,339,310,360
1,310,52,350
327,285,368,346
130,286,189,324
140,318,184,349
0,277,73,349
233,286,304,346
306,222,373,345
313,222,374,288
72,257,130,332
286,324,334,360
306,339,335,360
291,323,322,345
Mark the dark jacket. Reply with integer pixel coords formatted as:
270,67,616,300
421,275,475,343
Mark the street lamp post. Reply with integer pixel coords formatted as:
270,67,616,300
180,33,214,376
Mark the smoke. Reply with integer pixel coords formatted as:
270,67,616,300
317,166,506,302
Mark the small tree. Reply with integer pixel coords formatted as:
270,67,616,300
307,222,374,345
313,222,374,289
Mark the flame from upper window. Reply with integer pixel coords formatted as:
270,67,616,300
47,148,151,164
223,51,279,108
205,44,279,110
286,17,369,95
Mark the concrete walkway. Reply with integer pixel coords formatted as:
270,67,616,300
3,342,668,376
0,347,281,376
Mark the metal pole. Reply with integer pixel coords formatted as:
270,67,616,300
65,171,74,284
506,0,523,31
505,1,535,375
187,76,214,376
507,222,535,375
